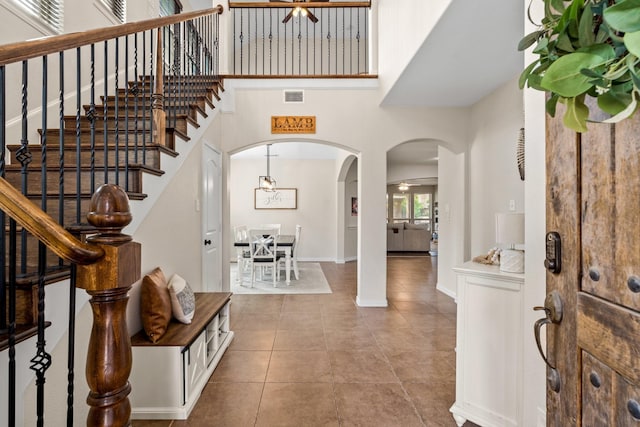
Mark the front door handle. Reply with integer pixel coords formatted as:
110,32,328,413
533,290,563,392
204,239,212,246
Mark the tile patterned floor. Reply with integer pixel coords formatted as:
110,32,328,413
132,257,479,427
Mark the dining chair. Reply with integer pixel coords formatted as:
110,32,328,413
247,228,284,287
233,225,251,278
279,224,301,280
258,224,281,235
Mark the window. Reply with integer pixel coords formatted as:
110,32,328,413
413,193,431,225
392,193,410,223
15,0,63,33
101,0,125,23
159,0,181,16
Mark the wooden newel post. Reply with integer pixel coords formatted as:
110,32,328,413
152,28,166,147
76,184,141,427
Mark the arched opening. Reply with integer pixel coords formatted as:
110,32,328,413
227,140,359,293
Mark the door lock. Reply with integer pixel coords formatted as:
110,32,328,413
534,290,563,392
544,232,561,274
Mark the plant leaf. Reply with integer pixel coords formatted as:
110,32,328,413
578,4,595,46
519,30,544,51
601,91,639,123
625,31,640,58
597,90,633,115
603,0,640,33
533,37,550,54
562,96,589,132
541,52,609,96
546,93,560,117
519,60,540,89
577,43,616,61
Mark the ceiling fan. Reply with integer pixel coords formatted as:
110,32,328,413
270,0,330,24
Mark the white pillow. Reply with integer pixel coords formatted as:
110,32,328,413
167,274,196,324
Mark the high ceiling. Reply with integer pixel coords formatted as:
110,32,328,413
382,0,524,107
211,0,525,184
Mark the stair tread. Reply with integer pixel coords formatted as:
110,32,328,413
7,142,179,158
1,322,52,351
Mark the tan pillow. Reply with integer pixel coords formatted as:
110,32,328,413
140,267,172,343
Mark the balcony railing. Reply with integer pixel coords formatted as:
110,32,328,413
229,1,372,77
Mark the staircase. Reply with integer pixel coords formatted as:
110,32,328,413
1,74,223,336
0,7,224,425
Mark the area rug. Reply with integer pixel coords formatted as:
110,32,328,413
230,262,332,294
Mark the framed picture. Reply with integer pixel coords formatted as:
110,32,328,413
254,188,298,210
351,197,358,216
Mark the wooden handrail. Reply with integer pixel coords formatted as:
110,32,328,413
0,5,224,66
0,178,104,264
229,2,371,8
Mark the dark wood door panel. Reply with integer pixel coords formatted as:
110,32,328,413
582,350,640,426
577,293,640,385
581,118,640,312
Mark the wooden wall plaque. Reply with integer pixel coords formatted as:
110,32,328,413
271,116,316,134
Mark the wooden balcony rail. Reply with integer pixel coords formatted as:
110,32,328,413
228,1,371,76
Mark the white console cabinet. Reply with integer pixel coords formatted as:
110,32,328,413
450,262,524,427
129,292,233,420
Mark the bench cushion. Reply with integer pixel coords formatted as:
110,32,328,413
140,267,172,343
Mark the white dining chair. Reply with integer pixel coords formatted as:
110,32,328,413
279,224,301,280
233,225,251,279
258,224,281,235
247,228,284,287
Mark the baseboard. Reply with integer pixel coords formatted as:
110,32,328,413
355,296,388,307
436,282,457,301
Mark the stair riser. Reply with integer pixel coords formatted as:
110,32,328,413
8,146,162,170
4,169,143,197
62,117,188,134
36,130,179,150
103,95,211,110
5,287,38,325
86,104,202,121
4,235,64,276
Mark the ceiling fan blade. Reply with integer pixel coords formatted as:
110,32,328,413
282,9,294,24
306,9,319,23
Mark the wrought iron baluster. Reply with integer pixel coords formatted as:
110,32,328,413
297,17,302,75
58,52,65,236
66,264,77,427
239,10,244,75
8,217,17,427
18,61,31,275
103,40,109,185
115,37,120,186
269,9,273,75
133,33,139,165
0,64,6,335
125,35,130,191
76,48,82,224
142,31,147,159
89,45,96,195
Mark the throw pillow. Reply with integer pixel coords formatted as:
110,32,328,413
168,274,196,324
140,267,172,343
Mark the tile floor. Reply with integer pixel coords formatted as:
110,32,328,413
132,257,479,426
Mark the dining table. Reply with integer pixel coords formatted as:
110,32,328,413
234,234,295,285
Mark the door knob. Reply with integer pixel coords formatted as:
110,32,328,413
204,239,212,245
533,290,563,392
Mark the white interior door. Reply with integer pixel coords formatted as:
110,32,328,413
202,143,222,291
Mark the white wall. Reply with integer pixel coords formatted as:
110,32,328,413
376,0,452,99
436,147,467,298
229,156,338,262
522,0,548,424
468,77,525,256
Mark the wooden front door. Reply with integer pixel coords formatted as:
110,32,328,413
545,106,640,425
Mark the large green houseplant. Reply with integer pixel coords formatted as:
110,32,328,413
519,0,640,132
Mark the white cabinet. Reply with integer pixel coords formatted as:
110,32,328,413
130,293,233,420
450,262,524,427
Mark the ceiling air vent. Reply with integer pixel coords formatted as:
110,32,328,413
284,90,304,103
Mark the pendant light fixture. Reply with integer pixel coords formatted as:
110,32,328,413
259,144,277,192
398,182,409,192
